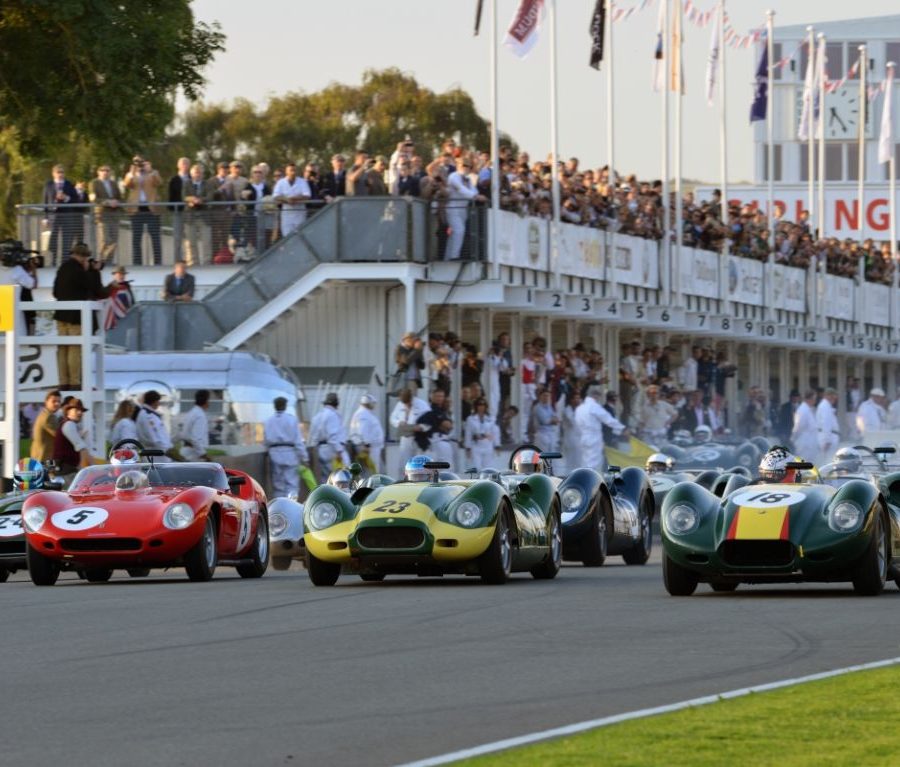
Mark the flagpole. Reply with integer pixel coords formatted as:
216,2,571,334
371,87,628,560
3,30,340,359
490,0,499,276
606,0,617,300
549,0,560,288
817,33,826,328
662,0,670,305
806,26,815,235
766,10,774,260
888,63,897,337
718,1,728,256
858,44,866,250
674,0,683,307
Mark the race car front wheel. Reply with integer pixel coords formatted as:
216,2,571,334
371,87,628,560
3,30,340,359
27,544,60,586
582,495,610,567
479,506,513,584
662,552,698,596
531,502,561,580
237,512,270,579
306,551,340,586
622,493,654,565
185,515,218,582
852,509,888,596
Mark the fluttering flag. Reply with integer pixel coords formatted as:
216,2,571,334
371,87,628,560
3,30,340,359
879,63,895,164
504,0,545,58
750,35,768,122
797,38,815,140
813,35,825,136
652,0,664,91
474,0,484,36
589,0,606,70
705,3,720,106
103,282,133,331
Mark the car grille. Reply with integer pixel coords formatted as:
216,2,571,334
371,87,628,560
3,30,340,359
357,527,425,550
60,538,142,552
0,541,25,555
719,540,794,567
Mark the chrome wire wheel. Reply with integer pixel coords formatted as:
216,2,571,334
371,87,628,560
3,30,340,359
499,518,512,574
203,520,216,569
550,514,562,567
877,513,887,583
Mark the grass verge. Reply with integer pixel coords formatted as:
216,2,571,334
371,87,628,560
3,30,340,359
454,666,900,767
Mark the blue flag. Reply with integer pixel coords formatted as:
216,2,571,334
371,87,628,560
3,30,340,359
750,37,768,123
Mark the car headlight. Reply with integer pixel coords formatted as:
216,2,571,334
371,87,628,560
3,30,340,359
308,502,339,531
560,487,584,512
828,501,863,533
452,501,483,528
269,511,289,537
163,503,195,530
664,504,699,535
23,505,47,533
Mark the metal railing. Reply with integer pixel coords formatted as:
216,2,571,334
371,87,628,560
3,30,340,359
16,198,488,267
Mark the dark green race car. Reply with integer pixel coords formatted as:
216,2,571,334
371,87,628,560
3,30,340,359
661,460,900,596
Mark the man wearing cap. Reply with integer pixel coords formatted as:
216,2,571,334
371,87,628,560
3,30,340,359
349,394,385,474
135,390,184,462
263,397,308,498
52,242,109,389
308,392,350,481
576,386,628,472
816,388,841,464
857,388,888,439
107,265,135,310
52,398,92,476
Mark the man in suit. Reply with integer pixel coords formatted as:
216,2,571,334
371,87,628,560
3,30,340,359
168,157,192,262
182,163,213,266
248,164,272,251
89,164,123,262
162,260,195,302
123,155,163,265
321,154,347,202
42,164,80,265
678,390,719,433
205,161,229,256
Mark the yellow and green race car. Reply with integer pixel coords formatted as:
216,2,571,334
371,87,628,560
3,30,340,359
302,461,561,585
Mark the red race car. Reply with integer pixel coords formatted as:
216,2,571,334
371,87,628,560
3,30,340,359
21,452,269,586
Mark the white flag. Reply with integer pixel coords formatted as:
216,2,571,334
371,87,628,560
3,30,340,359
504,0,545,59
879,64,895,164
705,3,720,106
813,36,825,138
797,38,815,140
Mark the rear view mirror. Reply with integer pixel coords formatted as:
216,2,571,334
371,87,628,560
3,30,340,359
351,486,375,505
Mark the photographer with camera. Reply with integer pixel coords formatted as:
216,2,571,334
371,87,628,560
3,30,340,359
42,165,80,265
0,240,40,334
123,155,163,265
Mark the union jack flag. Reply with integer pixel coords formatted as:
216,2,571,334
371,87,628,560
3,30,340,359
103,282,133,331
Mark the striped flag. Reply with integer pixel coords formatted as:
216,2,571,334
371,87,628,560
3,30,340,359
589,0,606,71
797,39,815,140
879,64,895,164
749,36,768,122
103,282,133,331
504,0,545,58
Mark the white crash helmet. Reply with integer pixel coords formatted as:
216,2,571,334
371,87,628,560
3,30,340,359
693,425,713,443
758,446,793,482
672,429,693,446
110,447,140,466
832,446,862,474
646,453,674,474
327,468,353,493
514,449,543,475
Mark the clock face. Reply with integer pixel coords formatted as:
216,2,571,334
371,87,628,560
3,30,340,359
825,87,870,140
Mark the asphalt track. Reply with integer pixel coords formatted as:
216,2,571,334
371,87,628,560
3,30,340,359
2,548,900,767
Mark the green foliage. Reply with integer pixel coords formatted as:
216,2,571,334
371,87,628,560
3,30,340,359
455,666,900,766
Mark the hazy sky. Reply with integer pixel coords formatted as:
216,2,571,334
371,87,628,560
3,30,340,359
189,0,893,184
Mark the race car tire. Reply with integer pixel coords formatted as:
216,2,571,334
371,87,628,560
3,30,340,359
271,556,292,571
236,512,270,579
663,552,698,596
622,493,653,565
127,568,151,578
479,506,513,584
306,551,340,586
184,515,217,582
531,502,562,580
0,567,8,583
581,495,610,567
710,580,739,592
84,569,113,583
359,573,386,582
852,509,888,596
27,544,60,586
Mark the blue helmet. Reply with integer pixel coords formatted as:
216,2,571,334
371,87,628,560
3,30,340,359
14,458,44,491
405,455,433,482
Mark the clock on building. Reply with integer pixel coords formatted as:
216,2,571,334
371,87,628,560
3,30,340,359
825,87,871,139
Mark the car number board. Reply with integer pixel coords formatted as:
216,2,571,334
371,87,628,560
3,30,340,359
0,514,24,537
51,507,109,532
726,489,805,541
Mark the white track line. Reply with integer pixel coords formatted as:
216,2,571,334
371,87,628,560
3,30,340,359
396,656,900,767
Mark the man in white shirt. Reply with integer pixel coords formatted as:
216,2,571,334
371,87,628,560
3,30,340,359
815,387,840,465
445,156,485,260
349,393,385,474
790,390,819,463
273,162,311,236
389,388,431,476
532,389,560,454
263,396,308,498
887,389,900,429
464,397,500,469
308,392,350,481
677,346,701,392
180,389,210,462
136,390,183,462
575,385,628,472
637,385,676,443
857,387,888,440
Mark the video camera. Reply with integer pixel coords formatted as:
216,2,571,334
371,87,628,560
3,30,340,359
0,239,43,269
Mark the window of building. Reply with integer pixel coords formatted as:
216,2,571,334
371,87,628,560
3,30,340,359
800,40,812,75
886,42,900,68
826,143,842,180
772,42,783,81
762,144,783,181
826,42,843,81
885,145,900,181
